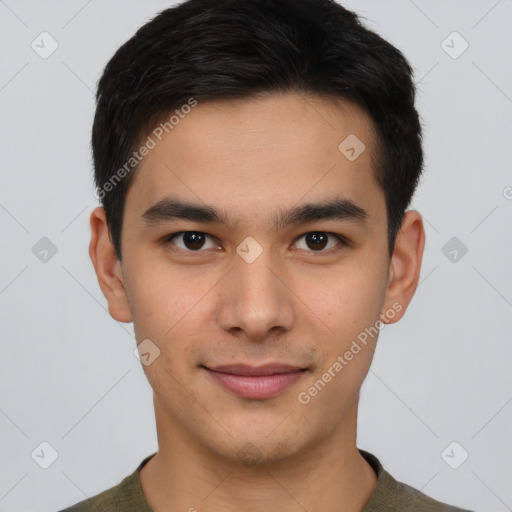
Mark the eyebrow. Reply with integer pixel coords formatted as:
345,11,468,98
141,196,369,231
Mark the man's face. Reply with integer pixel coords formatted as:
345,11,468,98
115,93,396,463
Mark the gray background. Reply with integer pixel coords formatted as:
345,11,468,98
0,1,511,510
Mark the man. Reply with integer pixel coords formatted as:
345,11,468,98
60,0,474,510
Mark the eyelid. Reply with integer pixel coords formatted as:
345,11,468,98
162,230,351,253
292,232,350,252
163,231,221,251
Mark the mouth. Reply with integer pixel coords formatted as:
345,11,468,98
201,363,308,400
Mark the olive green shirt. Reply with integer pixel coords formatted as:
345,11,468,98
59,449,473,511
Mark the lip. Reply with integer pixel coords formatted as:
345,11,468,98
203,363,307,399
207,363,305,376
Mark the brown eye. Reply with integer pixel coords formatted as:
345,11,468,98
182,232,206,250
294,232,347,252
304,232,328,250
165,232,218,251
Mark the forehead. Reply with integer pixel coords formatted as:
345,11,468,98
125,92,385,228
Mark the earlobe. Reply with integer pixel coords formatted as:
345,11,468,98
381,210,425,325
88,206,133,323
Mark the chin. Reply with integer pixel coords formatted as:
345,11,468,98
211,434,304,468
196,414,315,469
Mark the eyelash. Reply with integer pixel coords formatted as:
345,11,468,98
162,231,350,254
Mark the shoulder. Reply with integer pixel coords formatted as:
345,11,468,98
359,449,475,512
57,453,156,512
392,478,475,512
57,473,133,512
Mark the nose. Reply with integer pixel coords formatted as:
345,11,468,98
215,248,296,342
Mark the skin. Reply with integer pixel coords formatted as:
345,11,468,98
89,92,425,512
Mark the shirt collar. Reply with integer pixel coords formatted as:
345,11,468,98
132,449,398,511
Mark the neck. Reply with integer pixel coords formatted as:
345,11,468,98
140,398,377,512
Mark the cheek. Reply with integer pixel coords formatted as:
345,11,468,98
125,264,212,370
301,267,386,341
124,263,200,339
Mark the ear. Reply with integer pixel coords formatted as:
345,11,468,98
88,206,133,323
381,210,425,324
